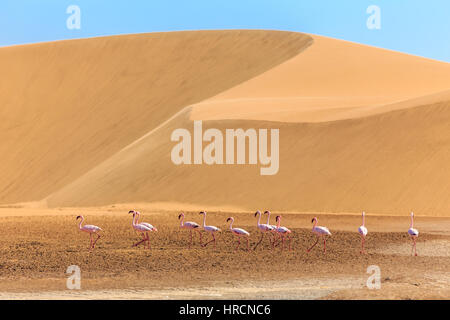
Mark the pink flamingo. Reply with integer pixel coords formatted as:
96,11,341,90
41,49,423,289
264,210,278,247
199,211,221,248
226,217,250,251
253,210,275,250
274,215,292,251
76,215,102,250
133,211,158,232
408,212,419,256
178,212,202,248
129,211,153,249
307,217,331,253
358,211,368,254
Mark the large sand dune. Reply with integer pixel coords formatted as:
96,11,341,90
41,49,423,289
0,30,311,204
2,30,450,215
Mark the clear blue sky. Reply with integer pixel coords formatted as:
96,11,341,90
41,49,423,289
1,0,449,62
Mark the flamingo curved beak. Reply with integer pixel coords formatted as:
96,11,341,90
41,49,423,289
226,218,231,222
76,216,81,220
128,210,135,214
178,214,182,219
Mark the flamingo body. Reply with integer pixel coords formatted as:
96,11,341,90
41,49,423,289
358,226,368,237
231,227,250,236
312,226,331,236
408,228,419,237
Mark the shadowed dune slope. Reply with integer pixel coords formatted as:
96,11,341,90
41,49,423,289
0,30,312,204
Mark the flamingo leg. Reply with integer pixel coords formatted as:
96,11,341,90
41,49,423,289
323,237,327,254
89,233,93,249
281,236,285,251
235,237,241,251
267,233,273,249
133,233,147,247
360,236,364,254
246,237,250,251
272,234,280,248
202,233,215,247
254,232,264,250
413,237,417,256
197,230,203,246
189,230,193,248
92,233,101,249
288,235,291,251
147,232,151,249
307,236,319,252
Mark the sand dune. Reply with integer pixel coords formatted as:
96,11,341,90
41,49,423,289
0,30,311,204
2,30,450,215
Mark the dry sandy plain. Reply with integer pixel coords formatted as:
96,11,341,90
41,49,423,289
1,30,450,299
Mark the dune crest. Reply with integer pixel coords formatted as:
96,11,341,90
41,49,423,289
190,35,450,123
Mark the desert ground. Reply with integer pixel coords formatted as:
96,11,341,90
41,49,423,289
0,206,449,299
1,30,450,299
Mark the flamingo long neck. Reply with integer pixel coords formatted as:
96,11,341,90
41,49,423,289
228,219,234,230
179,215,184,227
78,217,84,230
276,218,281,228
256,212,261,226
312,219,317,230
410,215,414,228
202,214,206,227
132,214,137,227
362,214,365,227
266,212,270,225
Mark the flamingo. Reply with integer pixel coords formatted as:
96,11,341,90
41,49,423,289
358,211,368,254
226,217,250,251
307,217,331,253
199,211,221,248
274,215,292,251
133,211,158,232
178,212,202,248
128,211,153,249
264,210,278,247
408,212,419,256
253,210,275,250
76,215,102,250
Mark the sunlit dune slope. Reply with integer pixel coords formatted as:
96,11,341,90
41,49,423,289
0,30,312,204
190,35,450,122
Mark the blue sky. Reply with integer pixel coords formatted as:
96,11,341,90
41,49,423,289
0,0,449,62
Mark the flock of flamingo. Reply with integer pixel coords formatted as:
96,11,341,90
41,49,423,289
76,210,420,256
